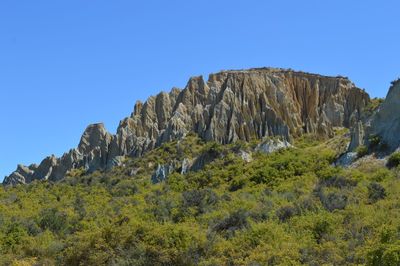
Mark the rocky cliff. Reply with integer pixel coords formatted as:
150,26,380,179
4,68,370,185
363,79,400,152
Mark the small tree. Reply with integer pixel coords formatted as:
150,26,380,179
387,152,400,168
369,135,381,150
356,145,368,158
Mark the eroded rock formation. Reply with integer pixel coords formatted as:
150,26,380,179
4,68,370,185
364,79,400,152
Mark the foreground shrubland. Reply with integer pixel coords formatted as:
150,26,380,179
1,133,400,265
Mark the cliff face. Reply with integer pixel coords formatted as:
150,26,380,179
3,68,370,185
364,80,400,152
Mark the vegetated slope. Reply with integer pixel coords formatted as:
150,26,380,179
4,68,370,185
1,131,399,265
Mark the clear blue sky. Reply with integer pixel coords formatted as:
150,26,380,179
1,1,399,180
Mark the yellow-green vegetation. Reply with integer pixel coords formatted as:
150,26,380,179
363,97,384,117
356,145,368,158
1,133,400,265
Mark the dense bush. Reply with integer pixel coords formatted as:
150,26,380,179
181,188,218,216
368,182,386,203
320,191,348,212
320,175,357,188
356,145,368,158
211,209,250,238
39,208,69,234
276,205,300,222
367,134,389,152
387,152,400,168
313,220,331,244
369,135,382,150
0,134,399,265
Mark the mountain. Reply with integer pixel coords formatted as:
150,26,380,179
4,67,400,265
3,68,370,185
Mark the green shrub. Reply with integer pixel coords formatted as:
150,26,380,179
0,223,29,253
367,242,400,266
387,152,400,168
356,145,368,158
319,191,348,212
276,205,300,222
39,208,69,234
367,134,390,152
313,220,331,244
181,188,218,216
364,98,384,116
319,175,357,189
369,135,382,150
368,182,386,204
212,209,249,237
228,177,246,192
371,168,394,182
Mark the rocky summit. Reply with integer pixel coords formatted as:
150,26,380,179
3,68,370,185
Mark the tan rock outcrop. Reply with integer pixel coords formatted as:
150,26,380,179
3,68,370,185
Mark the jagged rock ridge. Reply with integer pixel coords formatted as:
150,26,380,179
4,68,370,185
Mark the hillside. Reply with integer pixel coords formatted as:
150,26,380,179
1,131,400,265
0,130,400,265
2,68,400,265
